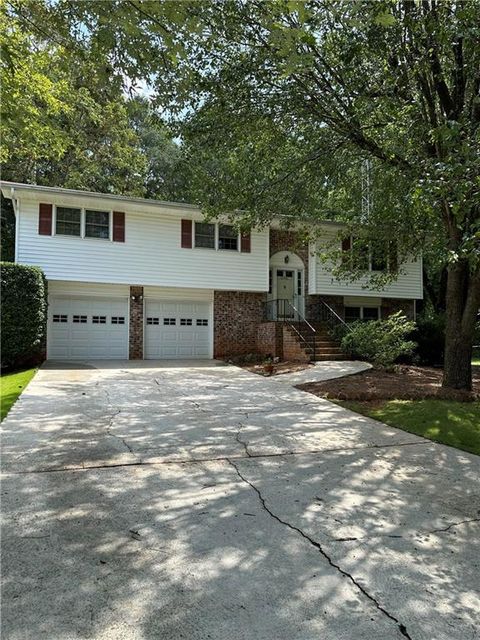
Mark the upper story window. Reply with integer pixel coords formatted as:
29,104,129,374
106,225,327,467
342,236,397,273
85,210,110,239
54,206,111,240
194,222,215,249
56,207,81,237
218,224,238,251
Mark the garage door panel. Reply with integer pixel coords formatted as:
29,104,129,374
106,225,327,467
145,300,211,359
48,296,128,360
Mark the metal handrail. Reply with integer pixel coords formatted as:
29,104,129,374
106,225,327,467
316,298,350,333
264,299,317,361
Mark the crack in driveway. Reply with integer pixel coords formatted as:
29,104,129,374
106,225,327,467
227,457,412,640
6,440,428,475
234,423,252,457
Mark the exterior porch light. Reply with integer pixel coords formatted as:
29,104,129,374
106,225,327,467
284,254,290,264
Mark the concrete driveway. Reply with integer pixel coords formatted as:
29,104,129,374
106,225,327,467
1,360,479,640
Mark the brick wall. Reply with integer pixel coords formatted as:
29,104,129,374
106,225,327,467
269,228,309,284
282,326,310,362
256,322,283,359
129,285,144,359
214,290,266,358
381,298,415,320
307,294,345,321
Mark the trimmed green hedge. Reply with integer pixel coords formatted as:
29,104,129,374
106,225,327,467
1,263,47,370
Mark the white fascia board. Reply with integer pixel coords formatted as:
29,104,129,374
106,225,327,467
0,181,200,219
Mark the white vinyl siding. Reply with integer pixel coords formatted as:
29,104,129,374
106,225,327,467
16,197,268,292
310,227,423,299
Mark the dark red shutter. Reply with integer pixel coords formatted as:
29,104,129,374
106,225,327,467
38,203,52,235
112,211,125,242
181,219,192,248
240,232,251,253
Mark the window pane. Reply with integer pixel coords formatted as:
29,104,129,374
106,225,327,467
218,224,238,250
194,222,215,248
363,307,380,320
351,238,369,270
345,307,361,322
56,207,81,236
371,241,387,272
85,210,110,239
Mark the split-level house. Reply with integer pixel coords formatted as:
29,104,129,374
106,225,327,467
0,182,423,361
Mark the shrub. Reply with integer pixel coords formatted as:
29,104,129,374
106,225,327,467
1,262,47,370
341,311,416,369
413,313,445,366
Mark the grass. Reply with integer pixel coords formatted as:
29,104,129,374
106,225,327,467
341,399,480,456
1,368,37,421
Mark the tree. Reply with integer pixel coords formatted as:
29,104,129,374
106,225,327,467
127,97,190,202
6,0,480,389
1,14,148,194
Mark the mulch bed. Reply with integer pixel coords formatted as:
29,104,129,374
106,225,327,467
242,361,313,377
297,365,480,402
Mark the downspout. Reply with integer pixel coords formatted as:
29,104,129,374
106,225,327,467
10,187,19,263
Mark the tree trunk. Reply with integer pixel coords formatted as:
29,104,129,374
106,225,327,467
442,260,480,390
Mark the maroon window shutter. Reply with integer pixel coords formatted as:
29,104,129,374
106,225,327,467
112,211,125,242
181,219,192,248
38,203,52,235
240,232,251,253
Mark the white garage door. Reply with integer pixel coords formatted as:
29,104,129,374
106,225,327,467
48,296,129,359
145,300,212,359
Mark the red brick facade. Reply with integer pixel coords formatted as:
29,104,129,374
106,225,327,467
307,294,345,321
256,322,284,359
129,286,144,359
269,228,310,281
213,290,266,358
282,326,311,362
381,298,415,320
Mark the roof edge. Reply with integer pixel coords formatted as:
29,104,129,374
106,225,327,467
0,181,200,211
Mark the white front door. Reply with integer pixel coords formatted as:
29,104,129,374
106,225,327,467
145,300,212,359
276,270,295,318
48,296,129,359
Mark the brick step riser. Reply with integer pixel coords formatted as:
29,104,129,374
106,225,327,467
284,333,339,343
284,339,339,348
283,324,348,361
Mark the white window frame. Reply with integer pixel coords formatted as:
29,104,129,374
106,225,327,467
345,305,381,321
192,221,241,252
53,205,113,241
344,236,395,273
193,221,216,250
217,223,239,252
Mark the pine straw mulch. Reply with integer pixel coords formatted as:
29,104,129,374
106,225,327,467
297,365,480,402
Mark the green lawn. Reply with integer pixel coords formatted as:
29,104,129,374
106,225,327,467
341,399,480,456
1,368,37,421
